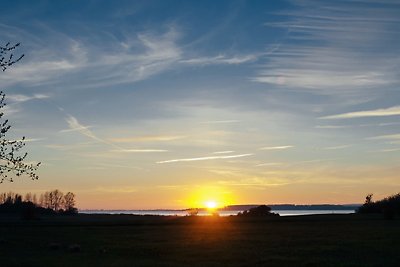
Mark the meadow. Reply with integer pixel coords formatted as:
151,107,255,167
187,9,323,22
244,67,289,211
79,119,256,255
0,214,399,267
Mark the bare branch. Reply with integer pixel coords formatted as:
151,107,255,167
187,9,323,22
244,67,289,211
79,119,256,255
0,42,24,71
0,43,40,183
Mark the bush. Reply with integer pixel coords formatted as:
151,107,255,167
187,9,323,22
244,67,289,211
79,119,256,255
237,205,279,217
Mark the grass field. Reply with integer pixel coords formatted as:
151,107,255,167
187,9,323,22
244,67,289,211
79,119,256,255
0,214,399,266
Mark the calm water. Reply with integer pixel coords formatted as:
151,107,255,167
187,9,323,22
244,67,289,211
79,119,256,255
80,209,355,216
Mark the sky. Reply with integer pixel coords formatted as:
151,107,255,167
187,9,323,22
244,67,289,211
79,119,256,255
1,0,400,209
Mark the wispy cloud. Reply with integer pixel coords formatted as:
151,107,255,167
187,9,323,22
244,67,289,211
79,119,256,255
156,153,253,164
60,125,94,133
111,149,168,153
360,122,400,127
61,115,168,157
212,151,234,154
217,177,289,187
2,105,20,116
290,159,335,166
316,122,400,128
3,25,261,91
61,115,171,154
386,140,400,145
368,134,400,140
18,138,45,143
315,125,349,129
2,28,183,89
93,163,142,170
320,106,400,119
92,186,138,194
62,115,128,151
253,1,400,93
200,120,240,124
379,148,400,152
64,115,101,141
109,135,186,143
255,162,283,167
259,145,293,150
7,94,50,103
1,40,87,87
180,54,257,65
323,145,352,150
1,94,51,116
45,142,97,151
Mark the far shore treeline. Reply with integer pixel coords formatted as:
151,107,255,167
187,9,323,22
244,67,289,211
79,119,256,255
0,190,77,218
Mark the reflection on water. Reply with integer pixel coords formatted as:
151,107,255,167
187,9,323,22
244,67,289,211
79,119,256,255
80,209,355,216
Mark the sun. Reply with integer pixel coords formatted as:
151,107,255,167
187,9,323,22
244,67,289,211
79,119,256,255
185,185,234,209
205,200,217,209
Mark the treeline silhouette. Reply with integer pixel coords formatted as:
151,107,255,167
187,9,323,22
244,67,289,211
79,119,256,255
357,193,400,219
0,189,77,218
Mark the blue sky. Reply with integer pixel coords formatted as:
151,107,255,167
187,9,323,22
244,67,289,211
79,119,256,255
1,0,400,209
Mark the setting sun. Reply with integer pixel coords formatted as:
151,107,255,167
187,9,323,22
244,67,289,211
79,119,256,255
185,185,234,209
205,201,217,209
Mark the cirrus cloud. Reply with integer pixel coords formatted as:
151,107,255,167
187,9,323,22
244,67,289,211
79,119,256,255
156,153,253,164
320,106,400,119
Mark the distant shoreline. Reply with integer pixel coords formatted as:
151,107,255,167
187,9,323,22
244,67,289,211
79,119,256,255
80,204,361,213
78,204,360,217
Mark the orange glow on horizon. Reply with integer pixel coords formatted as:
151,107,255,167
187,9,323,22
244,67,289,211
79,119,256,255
186,185,233,209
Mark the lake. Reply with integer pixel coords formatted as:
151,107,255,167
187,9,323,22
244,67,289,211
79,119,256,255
80,209,355,216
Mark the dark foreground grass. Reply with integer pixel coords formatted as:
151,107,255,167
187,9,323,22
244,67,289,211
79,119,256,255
0,213,399,267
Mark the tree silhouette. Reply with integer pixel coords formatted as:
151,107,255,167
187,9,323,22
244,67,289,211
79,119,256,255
48,189,64,212
0,190,78,216
365,194,373,205
0,42,40,183
63,192,77,213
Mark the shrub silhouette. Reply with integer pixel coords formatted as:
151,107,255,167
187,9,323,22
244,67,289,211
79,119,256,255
237,205,279,217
